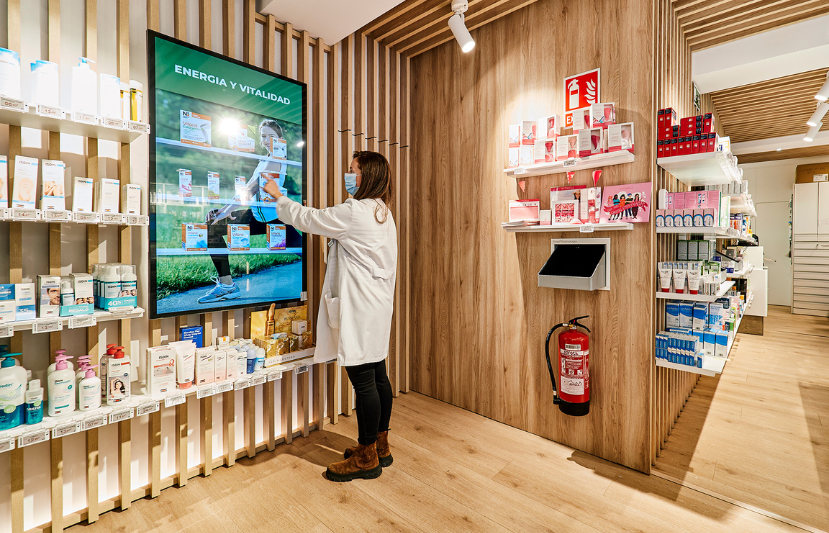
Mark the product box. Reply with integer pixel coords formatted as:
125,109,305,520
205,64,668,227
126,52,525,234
178,168,192,199
518,145,534,166
61,272,94,316
715,332,728,358
508,199,540,223
571,107,591,133
508,147,519,168
37,275,61,318
599,183,651,224
0,285,14,323
677,240,688,261
539,210,552,225
550,186,585,223
224,348,239,380
693,209,703,227
537,115,560,140
687,241,699,261
580,187,601,223
121,184,141,215
95,178,120,213
533,140,546,164
521,120,536,145
607,123,634,153
684,191,698,209
267,224,286,250
708,304,724,330
235,176,248,203
180,325,204,348
12,155,38,208
269,137,287,159
180,110,212,147
693,303,708,331
543,140,556,163
181,223,208,251
72,177,94,212
195,347,215,385
683,209,693,227
577,128,603,157
207,171,220,200
664,209,674,227
718,135,731,153
590,103,616,129
292,320,307,335
227,224,250,251
40,159,65,210
228,128,255,152
703,329,716,358
657,141,665,158
15,283,35,321
508,124,521,148
666,302,680,329
214,349,227,382
147,346,177,396
556,135,578,161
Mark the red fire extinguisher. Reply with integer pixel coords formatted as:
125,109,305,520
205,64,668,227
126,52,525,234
545,315,591,416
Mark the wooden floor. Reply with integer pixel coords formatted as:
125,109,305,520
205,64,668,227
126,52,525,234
655,305,829,532
71,388,808,532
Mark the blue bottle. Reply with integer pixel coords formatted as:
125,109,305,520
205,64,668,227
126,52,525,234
0,353,27,430
25,379,43,424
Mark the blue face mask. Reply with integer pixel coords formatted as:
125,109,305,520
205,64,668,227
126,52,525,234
344,173,359,196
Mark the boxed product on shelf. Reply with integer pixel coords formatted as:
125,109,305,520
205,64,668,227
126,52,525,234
94,178,120,213
60,273,93,316
693,303,708,331
656,209,665,227
180,325,204,348
521,120,536,145
72,177,94,212
15,283,35,321
599,183,651,223
182,223,208,251
556,135,577,161
508,147,519,168
537,115,560,140
37,275,61,318
0,285,14,323
207,171,221,200
12,155,39,209
0,156,7,209
577,127,603,157
533,140,546,164
508,199,540,224
147,346,177,395
31,60,59,107
590,103,616,129
550,186,585,223
121,184,141,215
519,145,533,166
580,187,601,224
571,107,590,133
40,160,66,211
180,110,212,147
178,169,192,199
508,124,521,148
227,224,251,251
543,140,555,162
266,224,286,250
607,123,634,153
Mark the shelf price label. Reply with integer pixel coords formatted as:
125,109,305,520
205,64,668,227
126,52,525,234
44,209,72,222
580,224,595,233
52,421,81,439
164,393,186,408
197,385,216,399
71,111,98,125
109,407,134,424
0,325,13,338
33,320,62,334
216,381,234,393
0,208,9,220
514,167,527,175
268,372,282,382
19,429,49,448
12,208,38,221
127,215,140,225
101,116,125,129
73,211,99,224
68,316,96,329
0,96,27,112
0,436,14,453
563,158,577,167
234,378,251,390
101,213,125,225
251,374,266,386
301,291,308,301
294,364,310,375
127,121,150,134
137,401,160,416
82,415,107,431
36,104,64,119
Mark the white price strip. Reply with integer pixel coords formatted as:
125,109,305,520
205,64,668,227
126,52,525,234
72,111,98,125
101,213,125,224
137,401,160,416
12,208,37,221
234,378,251,390
101,116,125,129
109,407,134,424
68,316,96,329
44,209,72,222
73,211,99,223
18,429,49,448
216,381,233,393
301,291,308,301
82,415,107,431
0,437,14,453
0,325,13,338
268,372,283,382
514,167,527,175
197,385,216,399
0,96,27,112
563,158,577,167
0,208,8,220
251,375,266,386
36,104,64,119
33,320,62,334
137,215,149,225
127,121,150,134
294,364,310,375
52,421,81,439
126,215,140,225
164,393,186,408
579,224,595,233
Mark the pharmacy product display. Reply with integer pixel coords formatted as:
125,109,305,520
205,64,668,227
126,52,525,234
656,109,719,157
0,353,27,429
655,189,730,229
91,263,138,310
148,31,307,319
657,243,749,294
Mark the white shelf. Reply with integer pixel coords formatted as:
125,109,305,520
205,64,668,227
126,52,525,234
0,209,148,226
0,103,147,143
656,226,745,239
657,151,741,186
656,356,726,377
656,280,734,302
502,222,634,233
4,307,145,334
728,193,756,217
503,150,635,177
727,264,753,279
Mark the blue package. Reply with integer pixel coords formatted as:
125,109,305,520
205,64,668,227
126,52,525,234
679,302,693,328
693,303,708,331
180,325,204,348
0,285,14,301
666,302,680,328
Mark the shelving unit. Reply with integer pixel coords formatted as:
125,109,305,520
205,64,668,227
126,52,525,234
728,193,756,217
656,280,734,302
1,307,145,335
0,102,148,143
656,151,741,186
656,356,726,377
502,222,634,232
503,150,635,177
727,264,753,279
0,208,148,226
656,226,752,240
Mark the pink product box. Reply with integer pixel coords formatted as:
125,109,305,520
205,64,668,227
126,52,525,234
693,191,708,209
590,103,616,129
556,135,578,161
521,120,536,146
673,210,683,227
664,193,674,210
655,209,665,227
577,128,603,158
685,191,698,209
533,141,547,164
571,107,591,133
672,192,686,210
509,199,540,223
537,115,561,141
508,124,521,148
508,147,519,168
706,190,721,210
693,209,703,227
664,209,674,227
607,122,634,153
703,208,715,227
553,200,579,223
683,209,694,227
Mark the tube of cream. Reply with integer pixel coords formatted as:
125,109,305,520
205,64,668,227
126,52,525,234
658,262,672,293
687,263,701,294
672,263,687,294
170,340,196,389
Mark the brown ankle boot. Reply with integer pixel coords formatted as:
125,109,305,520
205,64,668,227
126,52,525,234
326,442,382,482
344,431,393,467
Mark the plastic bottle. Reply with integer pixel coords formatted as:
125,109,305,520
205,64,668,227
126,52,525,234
120,264,137,300
60,277,74,306
254,347,265,372
47,349,73,376
246,346,257,374
78,365,101,411
101,265,122,308
106,346,130,405
100,344,117,398
129,80,143,122
47,353,75,417
75,355,92,383
25,379,43,424
0,353,27,429
91,264,99,306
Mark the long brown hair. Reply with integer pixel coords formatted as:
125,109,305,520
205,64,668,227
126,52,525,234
352,151,393,223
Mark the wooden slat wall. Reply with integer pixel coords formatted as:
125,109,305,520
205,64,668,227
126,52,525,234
407,0,655,473
3,1,412,531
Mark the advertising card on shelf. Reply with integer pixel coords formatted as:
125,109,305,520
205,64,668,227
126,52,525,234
599,183,651,223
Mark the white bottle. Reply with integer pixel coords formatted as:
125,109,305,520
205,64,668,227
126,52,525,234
46,349,73,376
120,264,137,299
78,366,101,411
106,346,130,405
75,355,92,384
101,265,122,306
60,277,74,306
48,354,76,417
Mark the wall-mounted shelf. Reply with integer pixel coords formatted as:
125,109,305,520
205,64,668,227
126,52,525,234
656,355,726,377
656,280,734,302
502,222,634,232
657,152,740,186
728,193,756,217
727,264,753,279
656,226,752,241
3,307,145,335
0,103,148,143
503,151,635,177
0,209,148,226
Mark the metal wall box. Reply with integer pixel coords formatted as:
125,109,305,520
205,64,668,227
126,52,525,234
538,238,611,291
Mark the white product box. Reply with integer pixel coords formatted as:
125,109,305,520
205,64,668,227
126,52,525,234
508,124,520,148
267,224,286,250
15,283,35,321
225,349,239,380
590,102,616,129
229,128,255,152
207,171,220,200
571,107,591,132
40,160,66,209
121,184,141,215
196,347,215,385
180,110,212,147
147,346,177,396
37,275,61,317
214,349,227,382
556,135,577,161
182,223,207,251
519,145,534,166
577,128,603,158
71,273,94,304
543,140,556,163
269,137,287,160
72,177,94,212
227,224,250,251
533,140,546,164
607,122,634,153
508,147,519,168
235,176,248,204
0,156,7,208
0,301,14,323
508,199,540,223
95,178,120,213
537,115,561,141
292,320,307,335
521,120,536,145
12,155,38,208
178,169,192,199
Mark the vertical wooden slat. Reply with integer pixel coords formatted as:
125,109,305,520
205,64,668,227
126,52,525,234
177,399,188,487
340,35,356,415
150,409,161,497
52,439,63,533
388,47,400,395
400,54,410,393
281,23,294,78
313,40,327,431
264,15,276,72
243,0,255,64
200,313,214,475
223,312,236,465
366,36,376,151
281,372,293,444
265,377,276,450
327,43,342,424
298,369,310,438
354,33,364,151
222,0,234,58
147,0,160,31
199,0,211,49
174,0,186,40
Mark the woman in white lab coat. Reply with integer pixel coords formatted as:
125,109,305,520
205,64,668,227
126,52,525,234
263,151,397,483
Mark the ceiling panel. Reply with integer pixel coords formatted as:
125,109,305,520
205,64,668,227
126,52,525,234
737,145,829,164
673,0,829,51
708,67,829,143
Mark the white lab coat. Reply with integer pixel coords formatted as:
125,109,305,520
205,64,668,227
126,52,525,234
275,196,397,367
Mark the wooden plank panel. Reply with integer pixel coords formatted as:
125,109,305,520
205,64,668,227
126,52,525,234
299,370,310,437
401,54,411,393
174,0,186,40
177,400,188,487
264,15,276,71
199,0,211,48
243,0,255,64
366,36,377,151
359,0,433,35
51,439,63,532
736,146,829,164
354,32,364,150
150,410,162,497
281,373,294,444
312,41,326,431
223,0,234,58
281,23,293,78
223,311,236,465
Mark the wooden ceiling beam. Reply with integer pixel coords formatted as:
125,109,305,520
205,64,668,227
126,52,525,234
736,146,829,164
359,0,432,35
681,0,805,29
709,68,829,98
684,0,827,37
368,0,448,42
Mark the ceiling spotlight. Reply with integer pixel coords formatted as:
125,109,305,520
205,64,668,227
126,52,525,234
448,0,475,53
817,72,829,102
776,148,782,151
804,122,822,142
807,102,829,127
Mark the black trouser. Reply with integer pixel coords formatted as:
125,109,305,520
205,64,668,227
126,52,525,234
206,208,301,278
345,359,393,446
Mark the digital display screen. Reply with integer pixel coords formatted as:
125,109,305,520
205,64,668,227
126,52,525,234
148,31,307,319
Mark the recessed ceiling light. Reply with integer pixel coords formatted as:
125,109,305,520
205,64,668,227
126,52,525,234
776,148,782,151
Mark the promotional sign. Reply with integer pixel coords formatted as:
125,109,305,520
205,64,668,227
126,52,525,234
563,68,600,128
599,183,651,224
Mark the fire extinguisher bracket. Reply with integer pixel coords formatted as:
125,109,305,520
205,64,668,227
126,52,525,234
538,238,611,291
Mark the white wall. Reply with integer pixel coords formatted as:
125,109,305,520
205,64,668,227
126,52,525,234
740,155,829,307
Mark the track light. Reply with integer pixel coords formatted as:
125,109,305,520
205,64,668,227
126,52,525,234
808,102,829,127
804,122,822,142
448,0,475,53
816,72,829,102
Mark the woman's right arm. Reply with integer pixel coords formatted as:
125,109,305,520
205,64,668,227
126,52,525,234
276,196,353,240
